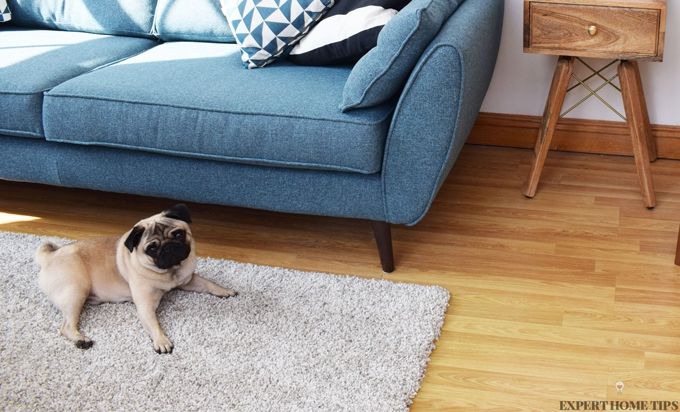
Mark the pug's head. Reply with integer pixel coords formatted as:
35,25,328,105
123,204,194,271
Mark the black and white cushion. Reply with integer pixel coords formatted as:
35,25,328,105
287,0,410,66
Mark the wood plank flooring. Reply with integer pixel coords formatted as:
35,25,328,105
1,145,679,411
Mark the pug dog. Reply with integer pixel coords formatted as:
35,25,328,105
35,204,236,354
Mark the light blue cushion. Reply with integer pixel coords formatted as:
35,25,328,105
221,0,334,68
6,0,157,38
154,0,235,43
340,0,460,112
0,28,158,138
43,42,395,174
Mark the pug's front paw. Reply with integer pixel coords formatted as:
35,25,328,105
154,336,173,354
218,288,237,298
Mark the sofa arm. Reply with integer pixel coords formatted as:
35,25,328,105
382,0,504,225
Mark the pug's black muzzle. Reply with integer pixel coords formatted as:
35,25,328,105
156,242,191,269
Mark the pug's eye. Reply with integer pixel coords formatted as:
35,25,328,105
173,230,185,241
146,245,159,256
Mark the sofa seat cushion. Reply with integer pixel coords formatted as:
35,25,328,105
0,27,159,138
43,42,395,174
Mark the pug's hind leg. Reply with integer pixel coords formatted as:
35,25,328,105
178,273,237,298
55,287,93,349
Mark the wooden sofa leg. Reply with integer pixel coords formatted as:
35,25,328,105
371,221,395,273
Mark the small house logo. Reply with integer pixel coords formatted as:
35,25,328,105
615,381,625,395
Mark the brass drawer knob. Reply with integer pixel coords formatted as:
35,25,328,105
588,25,598,36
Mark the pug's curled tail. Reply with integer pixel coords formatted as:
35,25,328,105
35,238,65,267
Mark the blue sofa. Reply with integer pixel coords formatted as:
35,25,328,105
0,0,503,272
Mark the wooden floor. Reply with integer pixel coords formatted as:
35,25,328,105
2,145,679,411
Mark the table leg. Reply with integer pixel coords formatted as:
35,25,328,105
524,56,575,198
675,225,680,266
630,61,658,162
618,60,656,209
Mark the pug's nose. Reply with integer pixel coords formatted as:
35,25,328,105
158,242,190,269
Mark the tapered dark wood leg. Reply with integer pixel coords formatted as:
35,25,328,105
675,225,680,266
371,221,394,273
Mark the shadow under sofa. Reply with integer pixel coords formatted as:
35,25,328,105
0,0,504,272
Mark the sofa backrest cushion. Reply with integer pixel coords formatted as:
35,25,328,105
339,0,460,112
153,0,235,43
6,0,157,38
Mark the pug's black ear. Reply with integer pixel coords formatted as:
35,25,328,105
163,204,192,224
124,226,145,253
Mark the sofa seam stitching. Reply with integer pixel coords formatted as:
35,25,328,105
44,94,394,126
44,138,383,175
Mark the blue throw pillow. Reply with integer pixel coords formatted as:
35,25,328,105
1,0,11,22
221,0,335,69
339,0,460,111
287,0,411,66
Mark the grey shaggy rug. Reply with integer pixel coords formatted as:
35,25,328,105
0,231,449,411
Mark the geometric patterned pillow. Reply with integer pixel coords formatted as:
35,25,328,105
221,0,334,69
1,0,11,22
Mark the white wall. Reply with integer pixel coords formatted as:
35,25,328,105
480,0,679,126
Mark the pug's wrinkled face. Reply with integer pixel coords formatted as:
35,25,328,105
142,222,192,269
124,205,194,271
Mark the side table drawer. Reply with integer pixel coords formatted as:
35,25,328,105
525,2,664,61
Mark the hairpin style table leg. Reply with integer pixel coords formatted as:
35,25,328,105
618,60,656,209
523,56,575,198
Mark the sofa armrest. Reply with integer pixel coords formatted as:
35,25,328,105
382,0,504,225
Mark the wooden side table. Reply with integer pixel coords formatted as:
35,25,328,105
522,0,667,208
